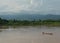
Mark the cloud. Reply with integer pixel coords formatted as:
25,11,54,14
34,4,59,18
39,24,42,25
0,0,60,14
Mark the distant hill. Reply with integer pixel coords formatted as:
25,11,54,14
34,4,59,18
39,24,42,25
0,14,60,20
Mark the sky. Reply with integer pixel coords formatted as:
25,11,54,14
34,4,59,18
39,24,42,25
0,0,60,14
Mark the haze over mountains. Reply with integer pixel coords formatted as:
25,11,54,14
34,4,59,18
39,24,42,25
0,13,60,20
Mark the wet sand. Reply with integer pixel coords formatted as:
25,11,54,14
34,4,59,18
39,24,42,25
0,26,60,43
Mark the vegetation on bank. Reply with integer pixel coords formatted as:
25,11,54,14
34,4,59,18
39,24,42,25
0,18,60,26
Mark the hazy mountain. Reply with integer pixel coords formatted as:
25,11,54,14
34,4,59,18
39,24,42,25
0,14,60,20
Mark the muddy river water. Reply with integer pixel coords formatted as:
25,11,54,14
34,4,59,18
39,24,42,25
0,26,60,43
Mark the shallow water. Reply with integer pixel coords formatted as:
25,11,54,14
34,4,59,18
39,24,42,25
0,26,60,43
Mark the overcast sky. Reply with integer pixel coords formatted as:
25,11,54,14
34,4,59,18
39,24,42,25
0,0,60,14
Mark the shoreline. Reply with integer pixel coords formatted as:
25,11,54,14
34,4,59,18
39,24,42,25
0,25,60,28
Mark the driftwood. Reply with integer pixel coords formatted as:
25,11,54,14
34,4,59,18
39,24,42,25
42,32,53,35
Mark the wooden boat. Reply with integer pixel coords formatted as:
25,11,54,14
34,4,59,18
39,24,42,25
42,32,53,35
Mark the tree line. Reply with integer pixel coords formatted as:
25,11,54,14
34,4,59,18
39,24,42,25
0,18,60,26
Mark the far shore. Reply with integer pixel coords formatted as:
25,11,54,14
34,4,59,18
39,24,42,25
0,18,60,28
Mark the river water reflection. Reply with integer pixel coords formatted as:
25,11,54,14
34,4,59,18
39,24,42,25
0,26,60,43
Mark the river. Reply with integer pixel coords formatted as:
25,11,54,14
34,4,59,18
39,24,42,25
0,26,60,43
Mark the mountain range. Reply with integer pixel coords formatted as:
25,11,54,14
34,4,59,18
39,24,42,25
0,14,60,20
